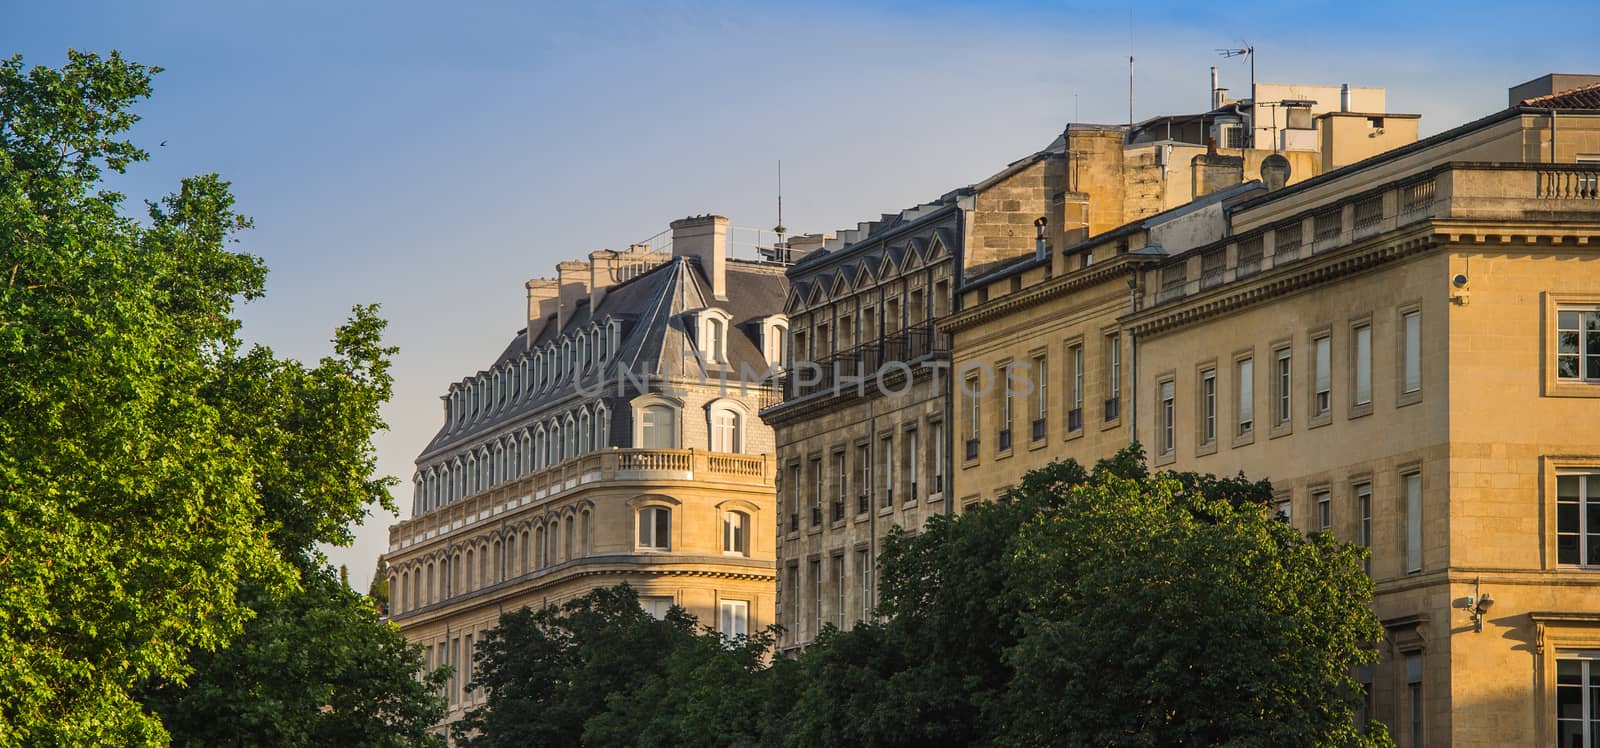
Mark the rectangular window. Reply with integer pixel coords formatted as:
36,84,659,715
998,366,1013,451
856,549,872,622
782,565,797,642
1071,344,1085,426
638,506,671,550
1354,324,1372,406
880,435,894,507
450,637,461,705
1106,334,1122,421
1159,380,1176,456
1237,358,1254,435
1405,472,1422,573
906,429,919,499
1556,657,1600,747
931,421,945,494
1557,473,1600,566
1032,353,1049,439
1315,490,1331,531
1402,310,1421,394
1406,654,1423,748
833,555,846,628
809,458,822,514
809,559,822,638
720,600,749,637
966,375,981,460
1357,484,1372,574
833,452,847,520
1274,495,1292,521
787,464,800,531
1275,348,1292,426
855,444,870,513
1201,369,1217,445
1314,335,1331,416
1557,307,1600,381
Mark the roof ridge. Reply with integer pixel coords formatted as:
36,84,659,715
1521,80,1600,108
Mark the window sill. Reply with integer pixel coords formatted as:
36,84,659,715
994,448,1013,461
1153,451,1176,467
1029,438,1049,452
1101,417,1121,432
830,519,846,530
1268,423,1293,440
1063,429,1084,443
806,526,823,536
1308,412,1332,429
927,491,945,504
1545,382,1600,398
1232,430,1255,449
1397,390,1423,408
876,506,895,518
1195,440,1218,457
1348,402,1373,420
902,499,918,510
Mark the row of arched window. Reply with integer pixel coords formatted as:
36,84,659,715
390,504,755,616
413,401,610,514
391,506,594,615
444,319,624,433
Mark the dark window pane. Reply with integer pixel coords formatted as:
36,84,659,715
1560,660,1582,682
1559,535,1579,565
1562,331,1581,354
1559,684,1582,718
1560,503,1581,533
655,509,670,548
1562,355,1582,379
1557,720,1580,748
1590,534,1600,566
1560,476,1583,500
1590,331,1600,356
1560,311,1580,330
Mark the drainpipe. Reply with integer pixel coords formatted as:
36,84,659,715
1550,108,1558,162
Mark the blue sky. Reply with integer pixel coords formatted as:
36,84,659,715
10,0,1597,590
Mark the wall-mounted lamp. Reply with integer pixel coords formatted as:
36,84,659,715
1466,578,1495,633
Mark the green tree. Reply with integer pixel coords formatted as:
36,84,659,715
0,50,286,745
0,49,444,744
142,569,448,747
369,555,391,613
455,585,701,747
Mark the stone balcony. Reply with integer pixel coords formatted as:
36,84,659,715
388,448,774,552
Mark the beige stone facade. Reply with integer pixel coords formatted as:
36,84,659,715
946,82,1600,747
384,215,787,728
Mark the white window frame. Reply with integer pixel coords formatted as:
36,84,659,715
637,506,671,551
1557,306,1600,382
723,509,750,556
719,599,749,637
1313,335,1331,416
1557,472,1600,567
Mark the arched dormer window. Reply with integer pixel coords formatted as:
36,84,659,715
563,413,577,459
532,352,544,392
694,308,734,366
492,442,505,485
594,402,610,450
632,395,681,449
560,339,573,382
413,474,424,515
758,314,790,369
578,408,592,454
465,454,478,495
548,420,562,465
533,426,546,471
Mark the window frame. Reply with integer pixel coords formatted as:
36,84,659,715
1398,305,1423,406
1196,363,1218,455
1546,294,1600,398
1155,374,1177,466
1310,331,1332,426
1233,351,1256,447
1270,342,1293,438
637,505,672,551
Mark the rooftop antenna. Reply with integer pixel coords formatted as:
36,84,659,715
773,160,787,262
1216,44,1256,147
1127,10,1135,142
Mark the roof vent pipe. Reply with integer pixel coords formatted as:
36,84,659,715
1340,83,1352,113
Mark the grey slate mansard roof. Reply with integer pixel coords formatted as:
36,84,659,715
416,256,788,461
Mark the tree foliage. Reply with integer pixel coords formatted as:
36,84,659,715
462,447,1390,747
0,50,441,744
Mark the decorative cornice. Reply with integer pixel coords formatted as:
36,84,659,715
942,254,1155,334
1123,226,1444,339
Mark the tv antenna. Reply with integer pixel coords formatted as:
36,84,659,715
1217,44,1256,147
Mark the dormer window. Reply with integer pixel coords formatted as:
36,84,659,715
695,308,735,366
756,314,789,369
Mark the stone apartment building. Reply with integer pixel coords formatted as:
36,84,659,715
945,76,1600,747
383,215,787,726
766,79,1419,650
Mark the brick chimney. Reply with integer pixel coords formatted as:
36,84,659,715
556,260,591,330
525,278,560,346
671,214,728,301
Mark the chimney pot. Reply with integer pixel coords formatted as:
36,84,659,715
670,214,729,301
